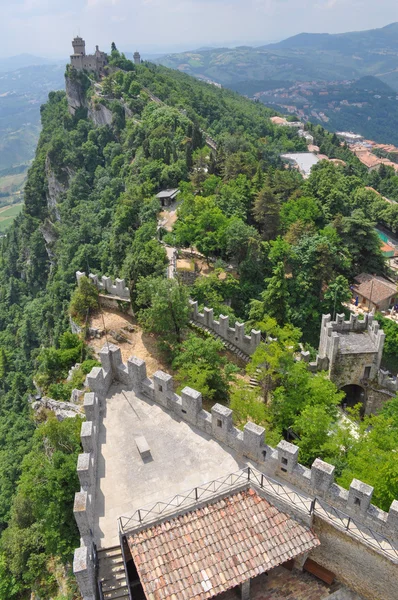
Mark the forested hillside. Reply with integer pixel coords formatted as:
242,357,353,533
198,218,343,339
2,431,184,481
0,49,398,599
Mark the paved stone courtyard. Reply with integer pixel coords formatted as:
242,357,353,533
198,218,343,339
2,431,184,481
94,382,250,548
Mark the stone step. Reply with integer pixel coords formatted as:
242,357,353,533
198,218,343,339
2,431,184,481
98,546,123,559
190,320,250,362
101,565,126,582
102,576,128,593
98,544,129,600
100,555,124,568
102,585,129,600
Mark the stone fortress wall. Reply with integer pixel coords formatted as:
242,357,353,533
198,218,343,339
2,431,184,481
190,302,398,399
73,343,398,600
74,271,398,401
76,271,130,301
189,300,261,356
70,37,107,74
311,313,398,402
315,312,385,379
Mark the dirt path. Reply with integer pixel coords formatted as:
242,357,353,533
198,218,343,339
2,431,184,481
88,309,172,376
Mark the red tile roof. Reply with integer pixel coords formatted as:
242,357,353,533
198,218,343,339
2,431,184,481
127,489,320,600
353,273,397,304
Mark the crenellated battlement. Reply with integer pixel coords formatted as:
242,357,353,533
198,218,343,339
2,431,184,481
76,343,398,545
189,300,261,356
73,343,398,598
318,312,385,361
76,270,130,301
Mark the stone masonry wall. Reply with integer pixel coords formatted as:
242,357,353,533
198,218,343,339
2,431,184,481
73,343,398,600
311,517,398,600
76,271,130,301
317,313,385,379
189,300,261,356
330,351,379,390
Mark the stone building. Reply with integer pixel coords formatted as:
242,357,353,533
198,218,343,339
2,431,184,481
352,272,397,312
309,312,397,414
70,36,108,74
133,51,141,65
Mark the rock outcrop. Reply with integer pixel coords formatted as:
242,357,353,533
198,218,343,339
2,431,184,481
45,156,68,222
88,102,113,127
31,397,84,421
65,76,87,115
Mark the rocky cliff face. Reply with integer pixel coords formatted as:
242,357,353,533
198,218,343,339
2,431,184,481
88,102,113,127
43,157,75,262
45,156,67,222
65,75,87,115
66,74,114,126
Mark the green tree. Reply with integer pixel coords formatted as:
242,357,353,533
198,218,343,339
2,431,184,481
261,262,289,325
253,186,280,240
136,277,189,346
323,275,351,318
69,276,99,323
223,219,260,265
173,334,238,401
339,209,386,275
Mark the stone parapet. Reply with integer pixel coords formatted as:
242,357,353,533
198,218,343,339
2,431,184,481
73,342,398,598
73,545,96,600
378,369,398,393
79,344,398,547
76,270,130,301
189,300,261,355
73,390,100,600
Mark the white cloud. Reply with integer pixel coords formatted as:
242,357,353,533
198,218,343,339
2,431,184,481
86,0,119,7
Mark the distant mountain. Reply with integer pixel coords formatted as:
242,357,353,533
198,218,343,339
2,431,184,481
264,22,398,52
156,23,398,90
0,54,55,72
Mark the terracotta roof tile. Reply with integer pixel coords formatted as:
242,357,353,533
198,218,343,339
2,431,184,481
127,489,320,600
353,273,396,304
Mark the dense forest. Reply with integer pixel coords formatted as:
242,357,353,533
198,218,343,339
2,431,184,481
0,48,398,599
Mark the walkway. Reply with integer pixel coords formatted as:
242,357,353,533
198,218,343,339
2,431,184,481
93,382,250,548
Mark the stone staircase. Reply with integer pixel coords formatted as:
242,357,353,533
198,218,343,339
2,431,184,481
189,320,263,388
189,320,251,363
98,545,129,600
249,368,262,389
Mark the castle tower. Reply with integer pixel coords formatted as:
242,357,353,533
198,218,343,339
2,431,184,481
72,36,86,56
315,313,388,415
133,51,141,65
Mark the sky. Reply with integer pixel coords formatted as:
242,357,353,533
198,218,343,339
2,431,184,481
0,0,398,58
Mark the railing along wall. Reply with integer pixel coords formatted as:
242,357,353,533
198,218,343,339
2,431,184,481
118,466,398,563
73,342,398,600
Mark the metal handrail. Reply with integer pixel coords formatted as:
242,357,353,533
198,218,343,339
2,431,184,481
311,498,398,561
118,465,398,562
97,580,104,600
119,531,133,600
119,469,248,532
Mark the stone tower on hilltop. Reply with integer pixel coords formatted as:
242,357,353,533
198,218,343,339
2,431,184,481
133,51,141,65
72,36,85,56
70,36,108,74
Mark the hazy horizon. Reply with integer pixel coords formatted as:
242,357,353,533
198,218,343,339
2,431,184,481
0,1,398,60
